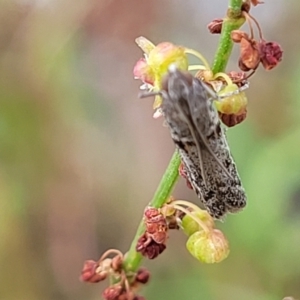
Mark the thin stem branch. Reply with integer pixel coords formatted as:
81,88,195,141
122,0,245,275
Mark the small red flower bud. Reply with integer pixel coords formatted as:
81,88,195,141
102,285,123,300
80,260,106,283
135,268,151,284
259,40,283,70
207,19,223,34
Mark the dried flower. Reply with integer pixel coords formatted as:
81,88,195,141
136,233,166,259
143,207,168,244
207,19,223,34
259,40,283,70
239,37,260,70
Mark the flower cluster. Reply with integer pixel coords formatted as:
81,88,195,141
206,2,283,126
136,207,168,259
136,200,229,264
80,250,149,300
134,37,188,110
208,3,283,73
134,36,250,126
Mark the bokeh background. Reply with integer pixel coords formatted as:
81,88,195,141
0,1,299,299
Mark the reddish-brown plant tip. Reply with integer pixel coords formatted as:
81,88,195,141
102,285,123,300
135,268,151,284
259,40,283,70
219,110,247,127
207,19,223,34
80,260,106,283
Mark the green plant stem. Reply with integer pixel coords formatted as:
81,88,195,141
123,0,245,275
123,151,181,272
211,0,245,73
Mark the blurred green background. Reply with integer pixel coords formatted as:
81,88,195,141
0,1,299,299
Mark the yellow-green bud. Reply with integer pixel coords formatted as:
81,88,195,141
186,229,229,263
215,83,248,115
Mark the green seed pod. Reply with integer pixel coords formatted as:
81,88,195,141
186,229,230,263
